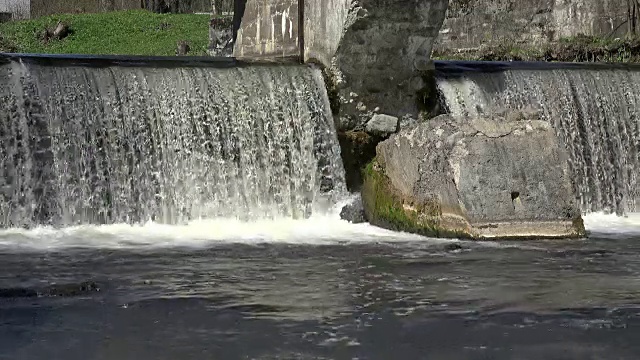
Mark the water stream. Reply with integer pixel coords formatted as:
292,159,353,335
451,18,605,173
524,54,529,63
0,56,345,227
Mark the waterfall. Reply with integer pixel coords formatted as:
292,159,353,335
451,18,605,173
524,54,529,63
435,61,640,215
0,56,346,228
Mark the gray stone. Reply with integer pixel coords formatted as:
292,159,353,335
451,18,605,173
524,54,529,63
436,0,639,52
363,112,585,239
444,243,464,252
330,0,449,129
365,114,398,137
340,196,366,224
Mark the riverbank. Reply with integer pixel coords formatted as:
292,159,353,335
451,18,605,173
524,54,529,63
0,10,210,56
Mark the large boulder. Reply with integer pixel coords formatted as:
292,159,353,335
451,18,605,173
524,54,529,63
362,112,586,239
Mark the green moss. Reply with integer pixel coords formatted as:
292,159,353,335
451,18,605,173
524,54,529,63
0,10,211,56
572,215,587,238
433,35,640,63
361,160,472,238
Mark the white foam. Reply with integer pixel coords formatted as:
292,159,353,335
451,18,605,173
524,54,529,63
1,205,637,251
583,212,640,236
0,198,431,251
0,217,426,251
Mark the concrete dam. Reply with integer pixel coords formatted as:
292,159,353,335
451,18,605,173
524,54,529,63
0,54,345,227
0,0,638,237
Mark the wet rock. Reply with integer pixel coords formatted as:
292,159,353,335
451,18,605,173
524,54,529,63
0,287,38,298
365,114,399,137
362,112,586,239
45,281,100,296
0,281,100,298
340,197,366,224
444,243,464,252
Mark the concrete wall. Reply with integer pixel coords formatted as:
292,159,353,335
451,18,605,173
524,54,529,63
233,0,300,59
302,0,350,65
331,0,449,123
0,0,29,19
436,0,639,51
232,0,351,64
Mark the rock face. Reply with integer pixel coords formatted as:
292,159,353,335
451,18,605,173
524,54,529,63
362,112,586,239
329,0,449,131
436,0,639,52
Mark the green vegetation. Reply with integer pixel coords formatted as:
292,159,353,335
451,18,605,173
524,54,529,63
433,35,640,63
0,10,211,56
361,160,472,238
0,34,17,52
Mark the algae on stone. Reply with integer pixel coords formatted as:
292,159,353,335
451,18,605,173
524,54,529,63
362,160,473,238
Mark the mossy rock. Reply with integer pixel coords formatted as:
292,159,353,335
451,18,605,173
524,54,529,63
361,160,474,239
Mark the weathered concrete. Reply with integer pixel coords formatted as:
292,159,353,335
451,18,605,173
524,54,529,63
233,0,300,59
232,0,352,63
362,111,586,239
329,0,448,132
0,0,28,19
436,0,639,52
302,0,351,66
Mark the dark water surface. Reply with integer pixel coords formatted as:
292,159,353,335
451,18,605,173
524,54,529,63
2,219,640,360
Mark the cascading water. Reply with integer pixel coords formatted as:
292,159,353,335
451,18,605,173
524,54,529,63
0,56,346,228
435,62,640,215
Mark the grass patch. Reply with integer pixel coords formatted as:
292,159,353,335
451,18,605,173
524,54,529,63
0,34,17,52
433,35,640,63
0,10,211,56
